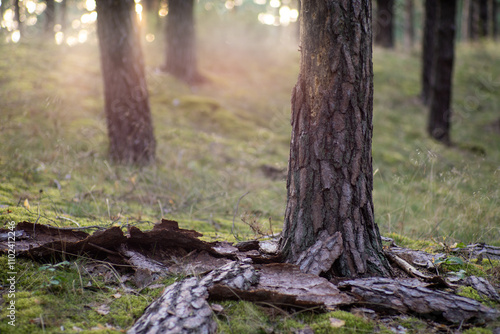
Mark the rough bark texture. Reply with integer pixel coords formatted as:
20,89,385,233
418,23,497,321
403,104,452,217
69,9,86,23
281,0,391,278
403,0,414,50
96,0,156,165
374,0,394,48
428,0,457,145
44,0,56,36
163,0,204,84
421,0,436,105
339,278,499,324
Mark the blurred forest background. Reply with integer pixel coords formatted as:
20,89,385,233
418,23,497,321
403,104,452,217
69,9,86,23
0,0,500,332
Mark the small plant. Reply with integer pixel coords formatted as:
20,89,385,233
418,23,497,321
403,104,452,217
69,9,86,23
38,260,72,289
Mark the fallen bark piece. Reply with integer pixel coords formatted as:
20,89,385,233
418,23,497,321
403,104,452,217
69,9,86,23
338,277,499,324
385,251,433,279
452,244,500,261
128,261,259,334
464,276,500,302
119,245,168,273
294,231,343,276
388,247,443,269
209,263,353,308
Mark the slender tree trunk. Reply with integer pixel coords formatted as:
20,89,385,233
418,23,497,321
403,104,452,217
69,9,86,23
404,0,415,51
44,0,56,36
469,0,480,40
14,0,22,35
374,0,394,48
143,0,159,35
462,0,471,40
487,0,497,38
479,0,488,37
421,0,436,105
280,0,391,278
428,0,457,145
163,0,204,84
96,0,156,165
60,0,67,33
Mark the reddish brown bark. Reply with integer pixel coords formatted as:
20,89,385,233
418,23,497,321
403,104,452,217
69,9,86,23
280,0,391,278
96,0,156,164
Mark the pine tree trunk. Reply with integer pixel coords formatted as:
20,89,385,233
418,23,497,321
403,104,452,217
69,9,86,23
96,0,156,165
403,0,415,51
428,0,457,145
163,0,204,84
60,0,68,33
462,0,471,41
14,0,21,35
280,0,391,278
479,0,488,37
374,0,394,48
421,0,436,104
44,0,56,37
469,0,480,40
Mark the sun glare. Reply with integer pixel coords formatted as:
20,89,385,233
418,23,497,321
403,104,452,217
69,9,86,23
11,30,20,43
55,31,64,45
26,0,37,14
85,0,96,12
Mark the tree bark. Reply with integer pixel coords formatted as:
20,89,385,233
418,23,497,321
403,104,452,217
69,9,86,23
96,0,156,165
428,0,457,145
403,0,415,51
469,0,480,40
44,0,56,37
280,0,391,278
163,0,204,84
374,0,394,48
421,0,436,105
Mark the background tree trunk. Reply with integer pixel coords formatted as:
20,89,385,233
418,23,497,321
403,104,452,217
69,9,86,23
403,0,415,51
14,0,22,35
374,0,394,48
96,0,156,165
469,0,480,40
60,0,68,33
163,0,204,84
462,0,471,41
44,0,56,37
428,0,457,145
421,0,436,104
280,0,391,278
479,0,488,37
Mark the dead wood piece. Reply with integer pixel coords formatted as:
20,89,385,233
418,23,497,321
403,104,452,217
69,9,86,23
119,244,168,273
464,276,500,302
295,231,343,276
453,244,500,261
209,263,353,308
129,261,259,334
338,277,499,324
389,247,443,269
386,251,432,279
169,251,233,276
0,222,127,260
234,240,259,252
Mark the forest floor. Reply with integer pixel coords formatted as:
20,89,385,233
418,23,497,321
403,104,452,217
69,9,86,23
0,17,500,333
